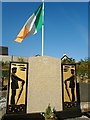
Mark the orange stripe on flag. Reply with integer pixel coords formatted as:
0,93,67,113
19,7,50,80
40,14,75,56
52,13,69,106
14,26,29,43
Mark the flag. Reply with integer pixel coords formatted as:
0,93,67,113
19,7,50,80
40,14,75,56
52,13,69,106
14,3,43,43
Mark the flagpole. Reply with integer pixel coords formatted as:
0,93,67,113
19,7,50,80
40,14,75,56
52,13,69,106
42,0,44,56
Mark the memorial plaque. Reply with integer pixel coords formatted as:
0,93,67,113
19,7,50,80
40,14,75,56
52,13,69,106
7,62,28,114
62,64,78,110
27,56,62,113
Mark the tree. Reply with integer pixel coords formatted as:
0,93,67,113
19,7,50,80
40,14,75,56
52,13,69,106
17,57,25,62
76,58,88,77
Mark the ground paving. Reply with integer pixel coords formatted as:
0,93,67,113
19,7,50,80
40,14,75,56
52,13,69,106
65,116,90,120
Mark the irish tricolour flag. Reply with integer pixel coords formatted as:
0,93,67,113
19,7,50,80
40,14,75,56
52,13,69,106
14,3,43,43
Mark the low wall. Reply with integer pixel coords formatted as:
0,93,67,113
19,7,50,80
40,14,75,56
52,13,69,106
79,83,90,112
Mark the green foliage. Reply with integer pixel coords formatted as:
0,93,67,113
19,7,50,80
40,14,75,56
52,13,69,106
2,70,9,77
18,57,25,62
2,61,9,69
1,61,9,77
41,104,57,119
45,104,53,119
76,58,89,77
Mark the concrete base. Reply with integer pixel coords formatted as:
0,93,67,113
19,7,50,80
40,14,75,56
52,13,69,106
1,109,82,120
56,109,82,120
1,113,45,120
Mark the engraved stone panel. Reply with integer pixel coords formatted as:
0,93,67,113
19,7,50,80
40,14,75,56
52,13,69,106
27,56,62,113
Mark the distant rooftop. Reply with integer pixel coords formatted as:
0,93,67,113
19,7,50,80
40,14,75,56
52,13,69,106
0,46,8,56
61,54,69,61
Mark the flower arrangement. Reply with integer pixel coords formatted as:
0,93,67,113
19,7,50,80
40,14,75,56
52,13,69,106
41,104,57,120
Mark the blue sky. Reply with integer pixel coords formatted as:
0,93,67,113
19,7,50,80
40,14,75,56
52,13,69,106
2,2,88,61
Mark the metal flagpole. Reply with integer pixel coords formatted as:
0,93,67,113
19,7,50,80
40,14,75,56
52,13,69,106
42,0,44,56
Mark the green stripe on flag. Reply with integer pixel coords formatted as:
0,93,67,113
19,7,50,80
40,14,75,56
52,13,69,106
35,3,43,32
